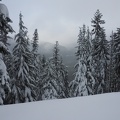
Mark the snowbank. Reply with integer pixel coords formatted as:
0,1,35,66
0,93,120,120
0,3,9,18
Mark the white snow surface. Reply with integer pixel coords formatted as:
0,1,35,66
0,93,120,120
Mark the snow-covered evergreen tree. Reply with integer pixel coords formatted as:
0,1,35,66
31,29,40,97
41,41,68,99
85,27,95,95
32,29,39,54
113,28,120,91
31,29,39,78
36,55,45,100
41,55,47,68
107,32,114,92
70,25,95,97
0,3,14,105
11,13,36,103
52,41,68,98
91,10,109,94
40,59,58,100
59,58,69,98
4,50,14,80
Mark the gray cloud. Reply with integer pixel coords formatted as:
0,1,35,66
3,0,120,47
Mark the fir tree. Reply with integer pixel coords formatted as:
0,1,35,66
70,25,95,97
35,54,44,100
11,13,36,103
85,27,95,95
108,31,116,92
32,29,39,54
91,9,105,37
0,3,14,105
31,29,40,97
52,41,68,98
91,10,109,94
40,59,58,100
59,58,69,98
113,28,120,91
41,41,68,99
41,55,47,68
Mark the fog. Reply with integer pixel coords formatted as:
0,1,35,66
3,0,120,48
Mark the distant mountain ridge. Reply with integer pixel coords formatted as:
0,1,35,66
7,39,76,81
39,41,68,57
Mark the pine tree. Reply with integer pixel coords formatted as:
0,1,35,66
11,13,36,103
36,55,45,100
59,58,69,98
41,55,47,68
113,28,120,91
35,54,45,101
52,41,68,98
85,27,95,95
41,41,68,99
31,29,40,97
32,29,39,54
31,29,39,79
107,32,115,92
40,59,58,100
91,9,105,37
52,41,60,70
70,25,95,97
91,10,109,94
4,53,13,77
0,3,14,105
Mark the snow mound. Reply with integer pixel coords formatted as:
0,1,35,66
0,3,9,18
0,93,120,120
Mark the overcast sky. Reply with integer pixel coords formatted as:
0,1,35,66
2,0,120,47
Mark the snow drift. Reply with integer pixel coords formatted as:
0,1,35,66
0,3,9,18
0,93,120,120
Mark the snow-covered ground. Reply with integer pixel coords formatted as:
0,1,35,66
0,93,120,120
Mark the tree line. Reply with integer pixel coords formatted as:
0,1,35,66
0,9,120,105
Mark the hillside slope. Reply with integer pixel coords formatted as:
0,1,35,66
0,93,120,120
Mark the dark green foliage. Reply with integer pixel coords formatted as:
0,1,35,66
11,13,36,103
91,9,105,36
112,28,120,91
32,29,39,54
70,25,95,97
0,5,14,105
91,10,109,94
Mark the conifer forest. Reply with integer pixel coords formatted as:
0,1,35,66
0,2,120,105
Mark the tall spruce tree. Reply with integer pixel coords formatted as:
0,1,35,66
0,3,14,105
31,29,40,98
59,58,69,98
11,13,36,103
108,31,116,92
32,29,39,54
40,59,58,100
70,25,95,97
52,41,68,98
85,27,95,95
37,55,46,100
41,41,68,99
91,10,109,94
113,28,120,91
41,55,47,68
